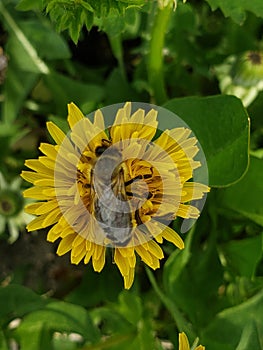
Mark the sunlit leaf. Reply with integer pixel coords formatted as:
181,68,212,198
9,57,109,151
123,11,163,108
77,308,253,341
220,234,263,277
218,157,263,226
163,95,250,187
202,290,263,349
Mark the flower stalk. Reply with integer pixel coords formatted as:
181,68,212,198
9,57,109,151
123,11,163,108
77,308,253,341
146,268,195,340
147,1,173,104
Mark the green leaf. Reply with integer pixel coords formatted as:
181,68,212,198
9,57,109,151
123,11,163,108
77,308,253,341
0,329,8,350
205,0,263,24
44,72,105,116
163,226,194,291
163,95,250,187
16,0,44,11
0,2,49,74
236,321,262,350
118,292,142,326
202,289,263,349
220,234,263,277
40,0,144,43
218,157,263,226
65,265,122,308
163,217,224,328
2,64,39,123
105,68,141,104
15,322,53,350
0,284,48,326
18,20,71,60
15,301,100,350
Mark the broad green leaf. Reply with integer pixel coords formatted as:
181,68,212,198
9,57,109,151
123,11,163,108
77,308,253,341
163,95,250,187
0,2,49,74
16,0,43,11
0,284,48,325
2,64,39,123
65,265,122,308
44,72,105,116
202,289,263,349
118,292,142,326
53,336,78,350
90,307,131,334
236,321,262,350
18,20,71,60
205,0,263,24
15,301,100,350
220,234,263,278
218,157,263,226
163,216,224,328
15,322,53,350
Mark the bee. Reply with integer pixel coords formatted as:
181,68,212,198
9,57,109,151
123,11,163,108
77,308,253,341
91,140,135,246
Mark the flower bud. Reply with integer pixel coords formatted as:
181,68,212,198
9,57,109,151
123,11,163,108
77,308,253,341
231,51,263,88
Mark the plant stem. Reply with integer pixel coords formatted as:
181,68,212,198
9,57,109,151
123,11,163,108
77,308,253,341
146,267,195,340
147,3,172,105
108,34,126,80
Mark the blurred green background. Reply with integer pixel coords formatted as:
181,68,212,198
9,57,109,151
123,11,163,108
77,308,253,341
0,0,263,349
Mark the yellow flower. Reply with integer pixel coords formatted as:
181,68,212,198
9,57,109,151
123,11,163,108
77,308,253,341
21,102,209,289
179,332,205,350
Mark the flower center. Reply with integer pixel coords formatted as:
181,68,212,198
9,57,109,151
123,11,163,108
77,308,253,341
0,190,24,217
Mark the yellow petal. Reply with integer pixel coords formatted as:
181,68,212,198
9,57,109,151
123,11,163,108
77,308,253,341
34,178,54,187
24,202,43,214
24,186,51,200
21,171,52,184
123,101,131,118
177,204,200,219
124,267,135,289
84,242,95,264
72,234,85,248
26,213,50,231
47,224,62,242
114,248,130,276
46,121,66,145
71,244,86,264
39,143,58,160
93,109,105,130
24,159,53,175
179,332,190,350
135,245,153,267
92,245,106,272
42,207,61,227
147,240,164,259
57,234,76,256
38,156,55,170
67,102,85,129
162,225,184,249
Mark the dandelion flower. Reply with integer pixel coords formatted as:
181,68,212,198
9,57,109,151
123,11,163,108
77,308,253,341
0,172,33,243
21,102,209,289
179,332,205,350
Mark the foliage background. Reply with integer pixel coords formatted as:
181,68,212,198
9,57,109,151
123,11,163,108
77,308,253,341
0,0,263,349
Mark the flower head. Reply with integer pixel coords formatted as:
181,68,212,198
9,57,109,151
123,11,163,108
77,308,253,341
21,102,209,289
179,332,205,350
0,172,33,243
